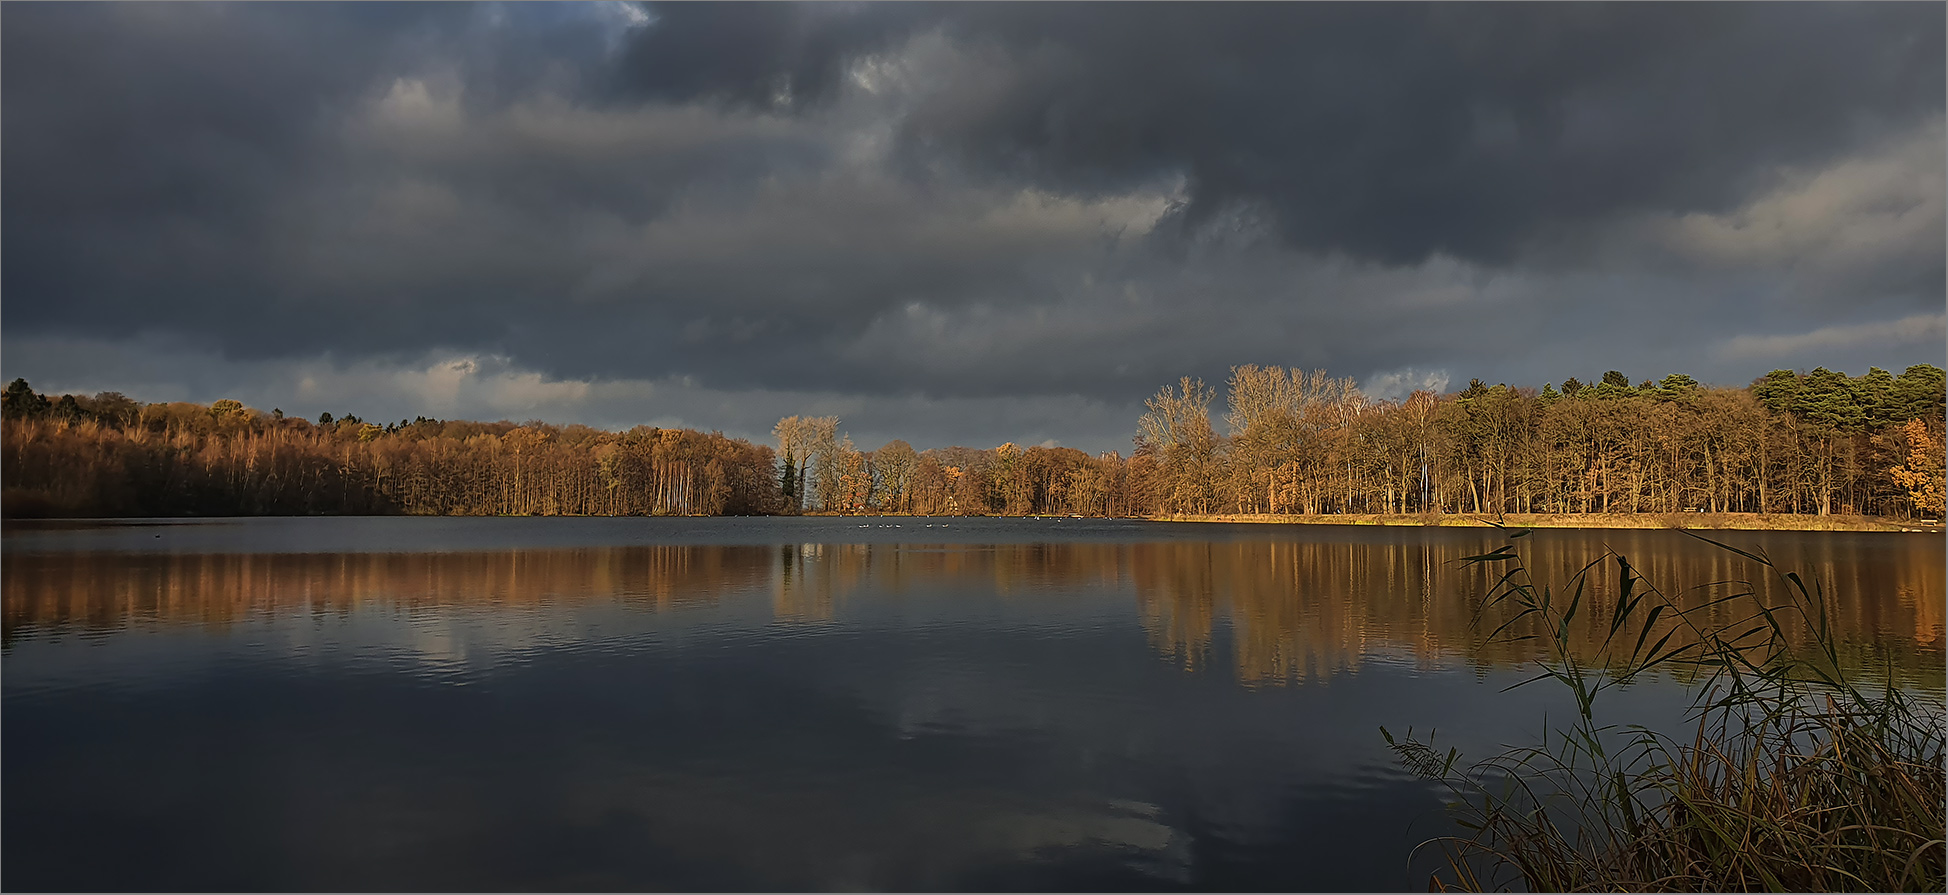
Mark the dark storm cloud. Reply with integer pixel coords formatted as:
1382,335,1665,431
2,2,1942,450
605,1,928,108
610,2,1942,264
2,2,564,340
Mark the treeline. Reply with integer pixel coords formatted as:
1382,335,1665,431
767,415,1142,517
3,363,1943,520
1128,365,1946,519
759,365,1944,520
0,380,777,517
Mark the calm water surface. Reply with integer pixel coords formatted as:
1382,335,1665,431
4,517,1941,891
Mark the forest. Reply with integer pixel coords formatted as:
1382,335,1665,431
2,364,1942,520
0,382,778,517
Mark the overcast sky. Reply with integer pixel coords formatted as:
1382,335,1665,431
4,2,1942,455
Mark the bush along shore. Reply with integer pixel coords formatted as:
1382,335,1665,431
1384,529,1945,892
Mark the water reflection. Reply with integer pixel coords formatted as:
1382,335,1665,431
7,530,1940,688
4,522,1941,891
3,545,774,640
1130,535,1944,688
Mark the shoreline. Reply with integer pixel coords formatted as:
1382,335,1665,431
1145,511,1941,532
3,510,1937,534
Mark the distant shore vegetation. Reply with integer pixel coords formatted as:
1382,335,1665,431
2,364,1941,522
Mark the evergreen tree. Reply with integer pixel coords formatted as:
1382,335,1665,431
1855,367,1898,428
780,449,797,511
1751,369,1801,414
1593,371,1636,399
51,394,82,421
1655,373,1701,401
1894,364,1947,422
2,378,49,419
1793,367,1865,431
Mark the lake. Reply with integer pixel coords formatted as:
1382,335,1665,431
3,517,1941,891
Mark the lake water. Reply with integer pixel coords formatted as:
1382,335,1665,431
4,517,1941,891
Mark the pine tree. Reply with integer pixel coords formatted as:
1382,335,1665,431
2,378,50,419
1793,367,1865,431
780,449,797,512
1894,364,1946,423
1751,369,1801,414
1856,367,1898,428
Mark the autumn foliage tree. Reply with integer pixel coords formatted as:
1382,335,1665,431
4,363,1941,521
1115,363,1942,520
1888,418,1946,517
3,384,780,518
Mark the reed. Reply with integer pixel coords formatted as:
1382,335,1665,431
1384,528,1946,892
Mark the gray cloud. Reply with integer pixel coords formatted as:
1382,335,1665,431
2,2,1941,451
864,3,1942,263
1717,313,1948,366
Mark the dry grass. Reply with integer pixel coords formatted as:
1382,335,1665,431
1385,529,1946,891
1160,511,1931,532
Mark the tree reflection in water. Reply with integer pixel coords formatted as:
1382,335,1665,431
7,531,1940,688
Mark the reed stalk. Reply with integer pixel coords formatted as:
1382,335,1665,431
1383,528,1946,892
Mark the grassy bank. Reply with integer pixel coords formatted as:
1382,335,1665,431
1153,511,1939,532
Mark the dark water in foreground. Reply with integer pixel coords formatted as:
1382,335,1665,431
4,517,1941,891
